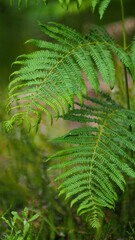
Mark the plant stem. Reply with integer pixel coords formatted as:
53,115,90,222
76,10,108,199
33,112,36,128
120,0,131,111
120,0,133,163
120,0,126,50
124,67,131,110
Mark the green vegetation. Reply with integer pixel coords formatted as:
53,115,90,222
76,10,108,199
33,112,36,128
10,0,111,18
1,0,135,239
48,93,135,229
1,207,39,239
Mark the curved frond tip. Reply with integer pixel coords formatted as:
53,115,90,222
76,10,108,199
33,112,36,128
5,22,134,131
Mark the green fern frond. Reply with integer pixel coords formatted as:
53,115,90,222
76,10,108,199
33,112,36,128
6,23,134,131
48,92,135,228
87,26,135,81
98,0,111,19
91,0,111,18
10,0,111,17
10,0,42,7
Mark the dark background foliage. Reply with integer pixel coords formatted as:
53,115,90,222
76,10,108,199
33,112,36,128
0,0,135,87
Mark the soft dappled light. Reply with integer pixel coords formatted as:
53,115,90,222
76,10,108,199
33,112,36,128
0,0,135,239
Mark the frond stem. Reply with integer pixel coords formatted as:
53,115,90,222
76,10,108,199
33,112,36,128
124,67,130,111
120,0,131,112
120,0,133,159
25,41,117,116
88,110,117,191
120,0,133,181
120,0,126,50
87,110,117,225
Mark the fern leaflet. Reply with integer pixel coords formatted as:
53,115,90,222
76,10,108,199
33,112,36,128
47,92,135,228
5,23,135,132
11,0,111,18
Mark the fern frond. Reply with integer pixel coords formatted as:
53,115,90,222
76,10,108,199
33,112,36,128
11,0,111,17
6,23,134,131
98,0,111,19
10,0,42,7
48,92,135,228
91,0,111,18
87,26,135,81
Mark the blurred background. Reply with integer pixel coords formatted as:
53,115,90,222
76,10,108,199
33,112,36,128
0,0,135,239
0,0,135,87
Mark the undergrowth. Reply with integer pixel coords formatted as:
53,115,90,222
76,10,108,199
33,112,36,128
1,0,135,239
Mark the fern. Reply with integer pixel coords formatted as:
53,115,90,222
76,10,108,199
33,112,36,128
10,0,46,8
87,26,135,81
5,22,134,132
6,0,135,234
10,0,111,18
91,0,111,18
47,92,135,228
